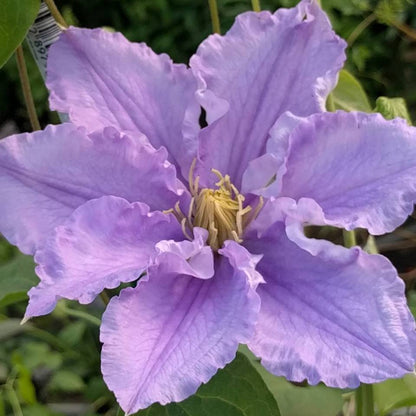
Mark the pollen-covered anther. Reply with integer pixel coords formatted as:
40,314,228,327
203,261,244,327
172,160,263,251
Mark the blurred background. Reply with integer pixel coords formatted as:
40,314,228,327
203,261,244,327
1,0,416,415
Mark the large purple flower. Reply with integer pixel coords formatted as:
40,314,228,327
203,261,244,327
1,0,416,413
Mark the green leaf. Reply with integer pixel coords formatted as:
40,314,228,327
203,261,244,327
239,346,344,416
374,96,412,124
0,251,39,306
330,69,372,112
373,374,416,416
0,0,41,68
49,370,85,393
16,370,37,405
138,352,280,416
0,318,32,341
375,0,407,24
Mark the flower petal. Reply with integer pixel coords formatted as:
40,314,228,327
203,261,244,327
191,0,346,186
245,205,416,388
0,124,184,254
279,111,416,234
100,248,260,414
47,27,200,175
25,196,182,319
155,228,214,279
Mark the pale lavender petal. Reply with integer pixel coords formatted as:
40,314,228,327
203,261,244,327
100,249,260,414
25,196,182,319
155,228,214,279
47,27,200,175
242,112,303,197
191,0,346,186
245,202,416,387
219,240,264,289
279,111,416,234
0,124,184,254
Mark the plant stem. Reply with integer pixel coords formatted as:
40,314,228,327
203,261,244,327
343,229,356,248
15,46,41,131
61,305,101,326
355,385,363,416
355,384,374,416
208,0,221,34
44,0,68,28
251,0,261,12
347,13,376,46
361,384,374,416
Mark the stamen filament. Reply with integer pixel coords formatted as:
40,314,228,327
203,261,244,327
166,160,264,250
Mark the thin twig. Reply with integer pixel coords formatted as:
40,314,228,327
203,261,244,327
347,13,377,46
44,0,68,28
15,46,41,131
208,0,221,34
251,0,261,12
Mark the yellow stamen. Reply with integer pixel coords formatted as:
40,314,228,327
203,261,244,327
166,160,263,251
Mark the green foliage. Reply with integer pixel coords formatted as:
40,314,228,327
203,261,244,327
0,0,40,67
239,346,345,416
374,96,412,124
138,352,280,416
375,0,408,24
374,374,416,415
330,69,372,112
49,371,86,393
0,247,39,307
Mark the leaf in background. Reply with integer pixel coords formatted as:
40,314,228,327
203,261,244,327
330,69,372,112
49,370,85,393
138,352,281,416
239,346,345,416
0,251,39,306
0,392,4,416
0,318,32,341
375,0,407,24
0,0,41,68
373,374,416,416
374,96,412,124
18,342,63,371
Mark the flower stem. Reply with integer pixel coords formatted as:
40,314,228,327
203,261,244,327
60,304,101,326
251,0,261,12
44,0,68,28
356,384,374,416
208,0,221,34
15,45,41,131
347,13,376,46
342,229,356,248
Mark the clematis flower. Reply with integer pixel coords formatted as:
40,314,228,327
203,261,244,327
1,0,416,413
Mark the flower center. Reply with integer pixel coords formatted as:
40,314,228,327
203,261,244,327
166,160,263,251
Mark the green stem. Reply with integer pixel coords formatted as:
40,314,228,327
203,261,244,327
347,13,376,46
44,0,68,28
343,229,356,248
61,305,101,326
355,384,374,416
251,0,261,12
5,387,23,416
4,371,23,416
15,46,41,131
361,384,374,416
208,0,221,34
355,385,363,416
